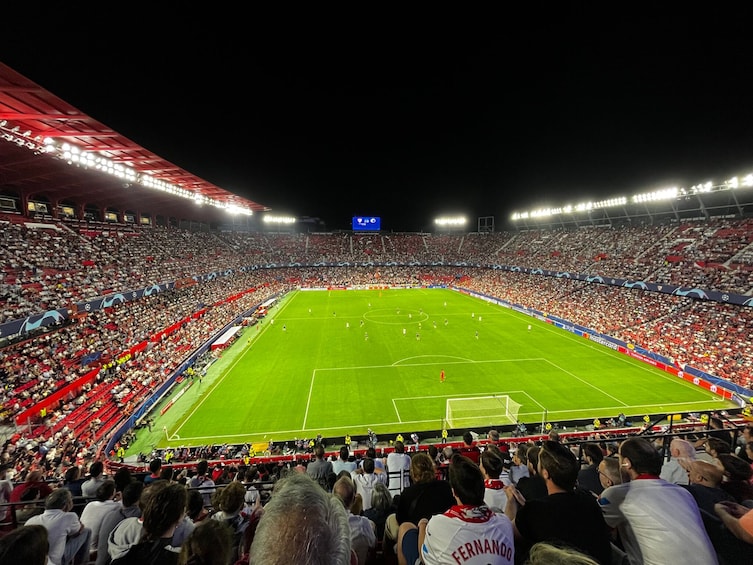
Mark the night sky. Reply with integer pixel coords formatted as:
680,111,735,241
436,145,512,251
5,9,753,231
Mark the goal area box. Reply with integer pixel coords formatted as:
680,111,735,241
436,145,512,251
445,395,522,429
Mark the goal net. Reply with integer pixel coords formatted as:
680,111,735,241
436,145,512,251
445,395,522,429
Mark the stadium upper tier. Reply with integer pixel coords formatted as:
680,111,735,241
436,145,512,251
2,216,752,326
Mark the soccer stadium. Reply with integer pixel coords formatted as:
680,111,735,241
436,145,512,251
1,60,753,565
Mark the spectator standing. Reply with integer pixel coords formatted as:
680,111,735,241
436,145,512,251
599,437,718,565
307,444,334,491
26,487,91,565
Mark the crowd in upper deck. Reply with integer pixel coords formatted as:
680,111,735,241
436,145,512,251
3,216,753,326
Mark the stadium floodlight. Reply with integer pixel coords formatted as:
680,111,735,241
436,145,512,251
632,187,678,203
530,207,563,218
3,129,257,215
263,215,296,224
510,168,753,223
689,182,713,194
434,216,467,226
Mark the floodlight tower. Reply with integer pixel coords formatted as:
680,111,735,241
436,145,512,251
262,214,297,233
477,216,494,233
434,216,467,232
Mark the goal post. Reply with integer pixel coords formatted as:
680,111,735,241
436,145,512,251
445,395,522,429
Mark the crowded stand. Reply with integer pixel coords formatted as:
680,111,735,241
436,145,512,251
2,423,753,564
1,219,753,431
1,216,753,563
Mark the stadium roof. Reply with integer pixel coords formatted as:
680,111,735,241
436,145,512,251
0,62,270,224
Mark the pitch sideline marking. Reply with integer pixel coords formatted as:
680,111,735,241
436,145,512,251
173,296,296,436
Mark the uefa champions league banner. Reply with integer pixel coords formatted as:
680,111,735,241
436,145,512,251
1,267,240,339
74,282,174,314
491,265,753,308
0,283,173,342
0,308,70,341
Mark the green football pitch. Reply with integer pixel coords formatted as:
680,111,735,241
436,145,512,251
133,288,736,452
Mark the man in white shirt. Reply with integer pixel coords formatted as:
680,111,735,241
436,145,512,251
81,460,106,499
80,480,119,555
333,475,376,565
659,438,695,485
351,457,385,511
599,437,718,565
332,446,357,475
27,488,91,565
385,440,411,495
0,464,12,524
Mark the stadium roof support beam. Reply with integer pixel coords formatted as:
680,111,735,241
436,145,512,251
695,194,710,221
729,190,744,216
669,201,680,222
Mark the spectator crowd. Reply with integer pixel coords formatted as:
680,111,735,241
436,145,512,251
1,426,753,564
